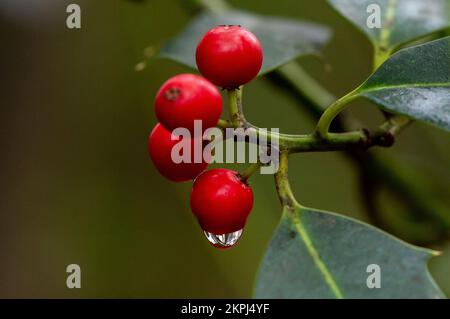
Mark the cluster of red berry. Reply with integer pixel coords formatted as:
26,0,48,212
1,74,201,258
148,26,263,247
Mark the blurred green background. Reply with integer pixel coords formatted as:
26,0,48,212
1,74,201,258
0,0,449,298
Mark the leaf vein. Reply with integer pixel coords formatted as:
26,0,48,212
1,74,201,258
290,210,344,299
359,82,450,95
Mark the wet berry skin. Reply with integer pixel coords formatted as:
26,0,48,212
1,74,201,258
190,168,254,234
148,123,208,182
196,26,263,89
154,74,223,133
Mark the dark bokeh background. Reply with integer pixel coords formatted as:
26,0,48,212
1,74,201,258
0,0,449,298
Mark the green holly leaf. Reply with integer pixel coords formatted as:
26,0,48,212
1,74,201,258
354,37,450,131
159,9,331,75
255,205,444,298
327,0,450,54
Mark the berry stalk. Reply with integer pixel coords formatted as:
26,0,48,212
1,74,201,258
239,161,264,182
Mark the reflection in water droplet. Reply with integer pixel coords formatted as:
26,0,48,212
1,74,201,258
203,229,243,248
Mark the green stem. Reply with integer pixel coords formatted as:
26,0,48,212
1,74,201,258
228,88,246,127
376,115,411,136
228,124,400,153
315,90,359,138
224,82,393,151
217,118,233,129
283,131,365,152
239,161,263,182
274,152,299,208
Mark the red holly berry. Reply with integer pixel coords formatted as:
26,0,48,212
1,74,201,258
148,123,208,182
196,25,263,89
154,74,223,133
190,169,254,235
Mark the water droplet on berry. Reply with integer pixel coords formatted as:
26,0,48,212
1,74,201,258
203,229,243,248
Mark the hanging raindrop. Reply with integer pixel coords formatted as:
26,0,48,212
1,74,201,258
203,229,243,248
